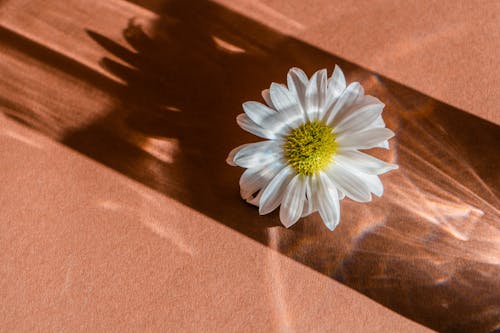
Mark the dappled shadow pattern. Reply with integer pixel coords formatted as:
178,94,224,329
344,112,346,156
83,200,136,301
3,0,499,331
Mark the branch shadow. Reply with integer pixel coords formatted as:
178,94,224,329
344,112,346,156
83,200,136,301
7,0,499,332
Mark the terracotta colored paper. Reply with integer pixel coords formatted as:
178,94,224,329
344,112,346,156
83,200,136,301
0,114,430,332
0,0,499,332
214,0,500,125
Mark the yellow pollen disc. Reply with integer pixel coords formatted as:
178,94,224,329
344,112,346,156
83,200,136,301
283,121,337,176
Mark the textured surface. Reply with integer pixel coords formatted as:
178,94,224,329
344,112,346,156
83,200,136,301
0,114,430,332
0,0,499,332
216,0,500,125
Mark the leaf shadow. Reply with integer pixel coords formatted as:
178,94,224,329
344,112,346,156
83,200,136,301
52,1,500,332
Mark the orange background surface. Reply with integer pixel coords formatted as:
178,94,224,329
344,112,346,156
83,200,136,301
1,0,499,332
215,0,500,125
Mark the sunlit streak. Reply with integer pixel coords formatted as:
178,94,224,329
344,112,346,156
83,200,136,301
97,197,194,256
266,227,294,332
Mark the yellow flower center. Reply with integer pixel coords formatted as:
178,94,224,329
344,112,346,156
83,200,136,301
284,121,337,176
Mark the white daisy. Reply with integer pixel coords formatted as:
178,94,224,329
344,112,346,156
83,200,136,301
227,66,398,230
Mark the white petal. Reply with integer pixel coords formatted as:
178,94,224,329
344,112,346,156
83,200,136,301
369,115,390,149
246,190,262,206
338,189,345,200
237,113,291,139
331,95,383,129
279,174,306,227
305,69,327,121
227,143,253,167
328,65,346,98
324,65,346,112
270,83,297,113
371,114,386,128
239,160,285,199
327,164,372,202
377,140,390,149
324,82,364,125
365,174,384,197
301,177,315,217
336,128,395,150
301,206,314,218
243,101,275,126
351,171,384,197
232,141,282,168
261,89,275,109
335,149,398,175
269,83,306,129
259,166,295,215
236,114,279,139
314,172,340,230
226,143,244,166
287,67,308,113
333,103,384,134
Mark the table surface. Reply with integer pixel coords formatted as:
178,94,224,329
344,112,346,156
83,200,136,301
1,0,498,332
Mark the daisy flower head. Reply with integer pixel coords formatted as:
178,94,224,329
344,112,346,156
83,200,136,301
227,66,398,230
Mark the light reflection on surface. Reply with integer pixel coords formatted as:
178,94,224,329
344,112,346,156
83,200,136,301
277,79,500,332
1,0,499,332
97,194,194,256
1,127,45,149
266,227,294,332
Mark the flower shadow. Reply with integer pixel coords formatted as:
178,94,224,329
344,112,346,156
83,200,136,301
56,1,500,332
